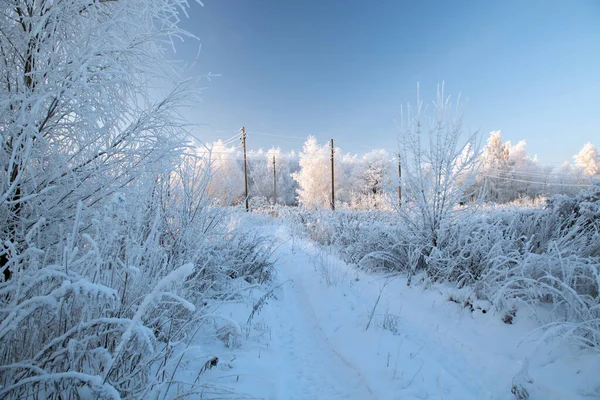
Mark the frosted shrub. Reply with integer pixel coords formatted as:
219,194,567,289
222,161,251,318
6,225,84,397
395,84,481,268
0,197,195,398
0,0,275,396
413,184,600,346
249,196,272,213
0,176,275,398
195,225,276,289
482,185,600,346
287,208,408,273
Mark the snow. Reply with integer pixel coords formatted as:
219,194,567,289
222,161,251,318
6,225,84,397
8,0,598,397
172,217,600,399
0,371,120,399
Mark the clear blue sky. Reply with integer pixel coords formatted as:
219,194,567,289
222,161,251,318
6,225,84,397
177,0,600,164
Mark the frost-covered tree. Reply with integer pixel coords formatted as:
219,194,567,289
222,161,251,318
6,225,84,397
265,148,299,206
246,149,271,203
293,137,335,208
505,139,544,199
476,131,546,202
0,0,257,397
574,142,600,177
292,137,396,209
243,148,298,206
0,0,197,281
337,153,360,205
397,84,480,260
477,131,510,201
349,149,394,209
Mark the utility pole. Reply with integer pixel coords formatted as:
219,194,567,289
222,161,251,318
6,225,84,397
397,152,402,207
241,126,249,212
330,139,335,210
272,155,277,206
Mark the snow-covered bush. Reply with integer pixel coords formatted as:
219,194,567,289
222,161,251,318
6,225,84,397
0,0,276,397
0,193,193,398
482,184,600,346
396,84,480,264
415,184,599,348
285,208,408,273
0,158,276,398
195,220,276,288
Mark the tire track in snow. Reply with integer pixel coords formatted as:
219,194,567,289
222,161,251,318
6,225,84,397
282,264,378,399
269,249,378,400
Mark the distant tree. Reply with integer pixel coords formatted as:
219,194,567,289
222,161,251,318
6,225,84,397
476,131,510,201
551,161,584,196
292,137,333,208
246,149,272,203
337,153,360,205
352,149,394,208
266,148,299,206
574,142,600,177
246,148,298,206
477,131,545,202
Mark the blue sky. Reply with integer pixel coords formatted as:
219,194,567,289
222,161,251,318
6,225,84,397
178,0,599,164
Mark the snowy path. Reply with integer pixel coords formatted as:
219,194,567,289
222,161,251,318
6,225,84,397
269,258,377,400
186,218,599,400
259,228,490,400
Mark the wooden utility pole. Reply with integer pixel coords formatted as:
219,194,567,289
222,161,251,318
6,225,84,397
272,155,277,206
397,152,402,207
241,126,249,211
330,139,335,210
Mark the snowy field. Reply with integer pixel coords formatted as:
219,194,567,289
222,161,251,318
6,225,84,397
171,214,600,400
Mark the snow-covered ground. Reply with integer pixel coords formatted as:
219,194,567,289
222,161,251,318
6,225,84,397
174,216,600,400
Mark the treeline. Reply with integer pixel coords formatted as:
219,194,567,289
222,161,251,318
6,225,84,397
197,132,599,208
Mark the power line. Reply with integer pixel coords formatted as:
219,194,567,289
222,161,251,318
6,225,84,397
190,131,240,143
482,174,592,187
246,130,307,140
484,167,578,179
221,136,242,146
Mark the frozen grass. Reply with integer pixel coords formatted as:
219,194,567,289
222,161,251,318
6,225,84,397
284,183,600,350
0,197,276,399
